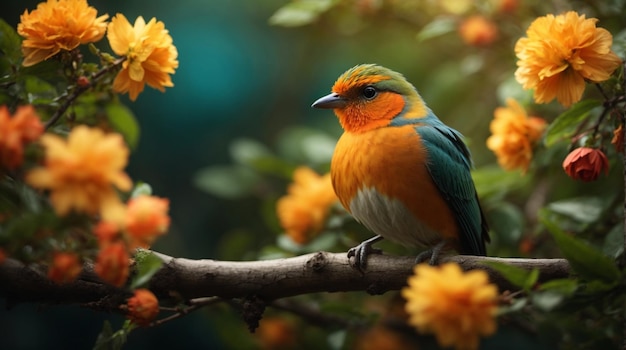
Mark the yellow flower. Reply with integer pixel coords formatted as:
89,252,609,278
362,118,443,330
107,14,179,101
486,98,546,172
515,11,622,107
17,0,108,67
276,167,338,244
402,263,498,350
26,126,132,221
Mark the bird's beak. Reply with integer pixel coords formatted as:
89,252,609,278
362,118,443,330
311,93,347,109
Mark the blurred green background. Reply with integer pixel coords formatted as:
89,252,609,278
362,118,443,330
1,0,624,349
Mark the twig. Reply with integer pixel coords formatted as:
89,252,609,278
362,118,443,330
44,57,126,129
271,298,367,330
150,296,223,327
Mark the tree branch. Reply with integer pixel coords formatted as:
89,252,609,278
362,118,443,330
0,251,570,313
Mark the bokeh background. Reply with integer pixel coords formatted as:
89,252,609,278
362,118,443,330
1,0,624,349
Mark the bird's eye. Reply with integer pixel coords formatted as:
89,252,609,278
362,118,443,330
363,86,377,100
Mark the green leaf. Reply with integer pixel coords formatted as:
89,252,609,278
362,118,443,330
23,75,58,105
130,250,163,289
193,165,260,199
531,291,563,311
0,18,23,65
471,166,530,200
130,182,152,198
276,127,335,165
546,196,606,224
541,216,620,283
544,99,601,147
269,0,336,27
130,182,153,198
487,202,525,245
538,278,578,295
277,234,304,254
482,260,538,291
229,138,273,167
93,320,131,350
106,103,140,150
603,223,624,259
416,17,457,42
327,330,347,350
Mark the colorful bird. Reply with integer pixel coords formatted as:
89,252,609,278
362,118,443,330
312,64,489,269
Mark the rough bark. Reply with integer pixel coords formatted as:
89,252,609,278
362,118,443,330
0,251,570,312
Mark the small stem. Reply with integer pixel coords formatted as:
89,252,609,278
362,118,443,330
149,296,222,328
44,57,126,130
271,298,367,330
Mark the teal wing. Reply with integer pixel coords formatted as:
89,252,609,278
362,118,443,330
416,120,489,255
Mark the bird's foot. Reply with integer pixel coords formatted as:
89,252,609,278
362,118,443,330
347,235,384,271
414,241,447,266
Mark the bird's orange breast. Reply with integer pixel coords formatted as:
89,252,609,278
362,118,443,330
330,125,459,245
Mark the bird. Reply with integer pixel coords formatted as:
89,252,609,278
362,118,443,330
312,64,489,270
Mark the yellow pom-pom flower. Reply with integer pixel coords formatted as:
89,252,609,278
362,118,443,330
515,11,622,107
486,98,546,172
402,263,498,350
276,166,338,244
17,0,108,67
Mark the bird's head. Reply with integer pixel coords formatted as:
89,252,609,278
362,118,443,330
312,64,428,133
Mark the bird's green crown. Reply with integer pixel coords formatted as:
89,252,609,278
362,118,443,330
332,64,418,97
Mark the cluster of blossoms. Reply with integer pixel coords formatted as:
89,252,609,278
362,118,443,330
276,166,338,244
17,0,178,101
25,124,170,322
402,263,499,350
486,98,546,172
488,11,622,182
1,0,180,326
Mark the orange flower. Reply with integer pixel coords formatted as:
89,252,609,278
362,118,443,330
94,220,122,247
495,0,519,14
107,14,179,101
26,126,132,221
125,195,170,249
611,125,623,153
127,289,159,326
0,105,44,170
48,252,82,284
276,167,338,244
515,11,622,107
402,263,498,350
562,147,609,182
255,317,297,350
94,241,129,287
17,0,108,67
486,98,546,172
458,15,498,47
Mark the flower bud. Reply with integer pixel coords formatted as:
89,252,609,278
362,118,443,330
127,289,159,326
562,147,609,182
48,252,82,284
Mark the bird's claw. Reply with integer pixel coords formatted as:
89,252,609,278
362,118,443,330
348,239,383,271
414,241,447,266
